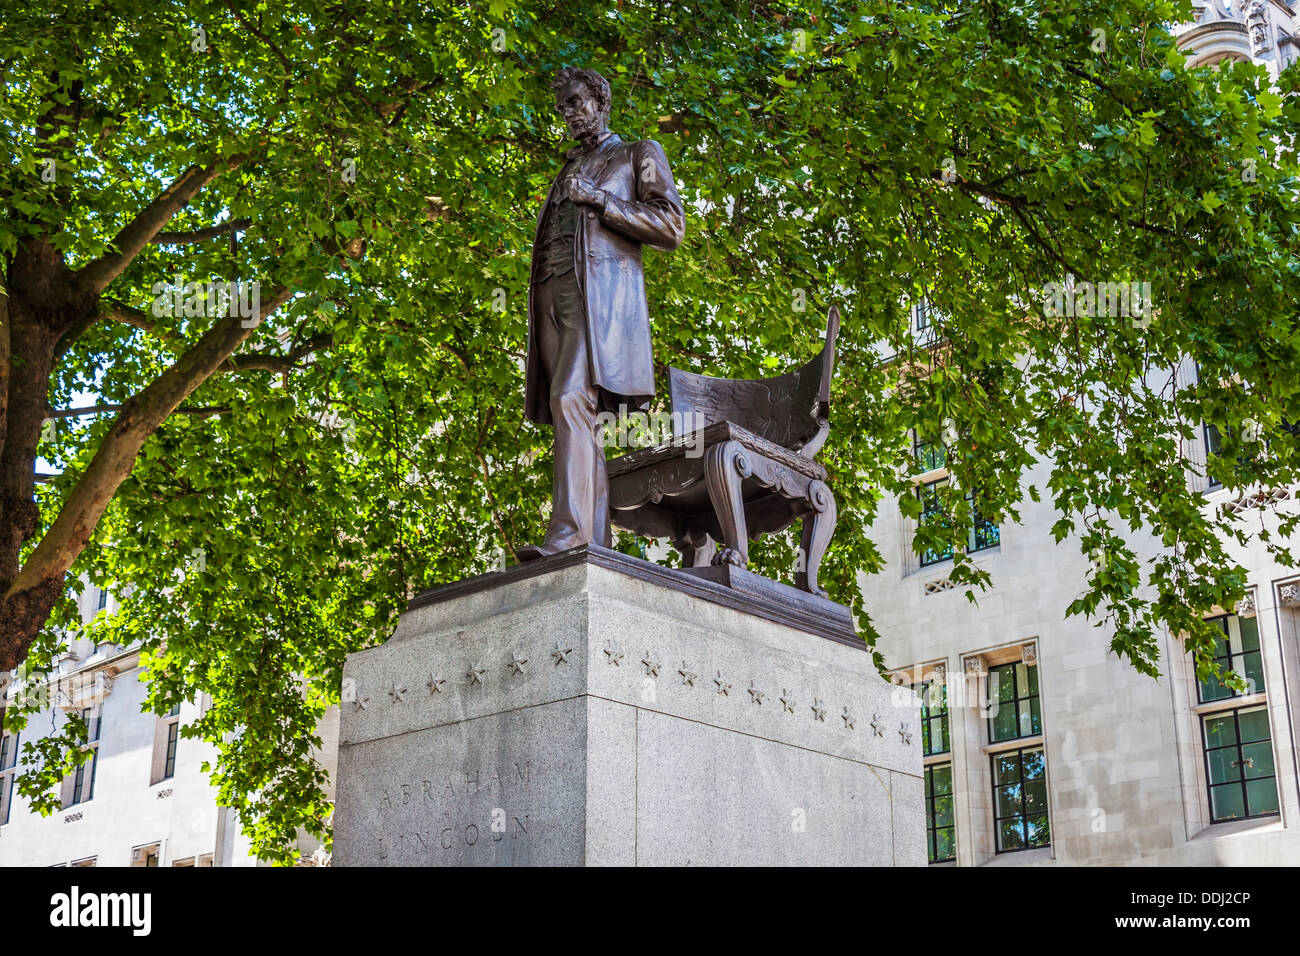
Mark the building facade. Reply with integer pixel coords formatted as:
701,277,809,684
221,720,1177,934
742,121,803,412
870,445,1300,865
0,585,337,867
3,2,1295,871
869,0,1300,868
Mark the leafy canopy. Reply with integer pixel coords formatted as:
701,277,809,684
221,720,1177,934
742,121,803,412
2,0,1297,860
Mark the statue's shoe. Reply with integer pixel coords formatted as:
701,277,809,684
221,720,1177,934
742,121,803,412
516,543,563,562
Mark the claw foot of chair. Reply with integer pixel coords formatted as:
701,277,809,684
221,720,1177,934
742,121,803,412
711,546,746,568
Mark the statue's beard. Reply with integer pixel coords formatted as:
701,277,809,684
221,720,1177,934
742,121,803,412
568,114,604,142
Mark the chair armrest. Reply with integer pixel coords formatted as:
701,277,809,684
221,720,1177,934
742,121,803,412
797,419,830,459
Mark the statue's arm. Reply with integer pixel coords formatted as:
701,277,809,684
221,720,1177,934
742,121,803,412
598,140,686,251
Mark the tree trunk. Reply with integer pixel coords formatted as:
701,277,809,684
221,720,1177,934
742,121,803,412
0,249,72,671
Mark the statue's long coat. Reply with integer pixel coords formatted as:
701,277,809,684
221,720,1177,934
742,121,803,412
524,133,686,425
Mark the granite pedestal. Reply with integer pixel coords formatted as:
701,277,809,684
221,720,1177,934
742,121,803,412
333,546,925,866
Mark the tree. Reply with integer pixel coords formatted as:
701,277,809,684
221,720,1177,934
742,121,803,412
2,0,1297,860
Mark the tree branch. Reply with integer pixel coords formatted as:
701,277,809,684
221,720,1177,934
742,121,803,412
47,404,230,419
56,299,181,361
151,218,252,244
219,333,332,374
6,286,291,600
227,6,296,74
74,156,250,298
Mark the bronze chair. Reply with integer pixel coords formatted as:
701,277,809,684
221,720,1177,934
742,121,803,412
608,306,840,596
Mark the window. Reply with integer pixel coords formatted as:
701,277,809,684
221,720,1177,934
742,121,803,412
71,857,96,867
1205,423,1222,488
992,746,1051,852
1198,614,1264,702
152,703,181,784
0,726,18,825
0,732,14,771
164,717,179,779
987,661,1042,742
917,478,1000,566
913,433,947,473
96,587,108,611
925,763,956,863
913,681,950,756
1204,423,1258,488
63,708,101,808
197,853,214,867
172,857,194,867
1202,705,1279,823
914,299,930,331
130,843,161,867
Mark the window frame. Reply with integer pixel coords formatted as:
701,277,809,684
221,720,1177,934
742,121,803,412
924,762,956,864
990,745,1052,854
1197,613,1265,703
63,707,101,809
916,476,1001,567
912,432,947,474
1200,704,1280,825
913,679,951,757
152,703,182,785
0,725,18,826
986,661,1042,743
1204,422,1223,488
163,721,179,780
130,842,162,867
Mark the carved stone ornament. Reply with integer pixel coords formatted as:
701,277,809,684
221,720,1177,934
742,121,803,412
1243,0,1273,55
1235,592,1257,618
56,669,113,713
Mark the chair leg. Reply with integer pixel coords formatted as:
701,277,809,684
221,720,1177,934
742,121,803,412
797,480,836,596
705,440,751,568
672,531,715,568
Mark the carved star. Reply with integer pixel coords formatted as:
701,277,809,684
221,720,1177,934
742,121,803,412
871,714,885,737
352,695,369,712
427,674,446,695
748,683,766,705
551,641,573,666
388,684,407,704
841,706,855,730
899,723,913,746
714,672,732,696
604,645,624,667
642,654,661,677
679,662,697,687
780,690,796,713
811,698,827,722
466,665,486,686
508,653,528,675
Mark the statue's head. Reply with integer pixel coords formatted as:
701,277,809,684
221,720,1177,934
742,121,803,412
551,67,611,141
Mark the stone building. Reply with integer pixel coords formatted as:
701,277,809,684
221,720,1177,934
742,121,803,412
3,2,1295,870
0,584,336,867
869,1,1300,866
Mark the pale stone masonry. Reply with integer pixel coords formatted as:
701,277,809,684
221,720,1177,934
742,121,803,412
868,459,1300,865
867,0,1300,871
3,1,1295,870
334,551,923,866
0,585,336,867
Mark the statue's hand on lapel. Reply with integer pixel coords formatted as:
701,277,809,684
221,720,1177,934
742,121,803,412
567,175,607,210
